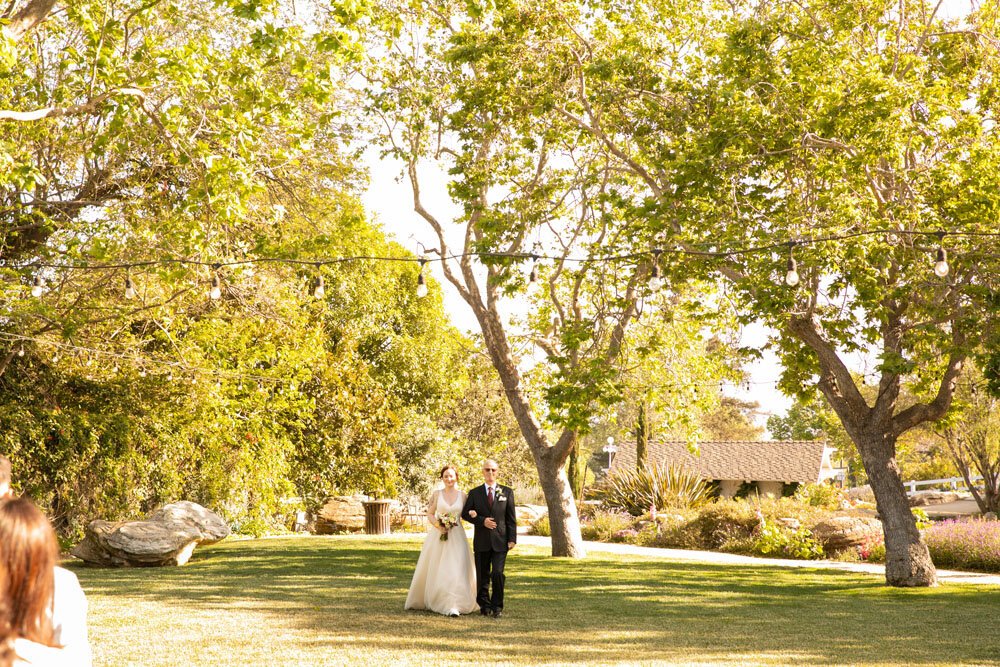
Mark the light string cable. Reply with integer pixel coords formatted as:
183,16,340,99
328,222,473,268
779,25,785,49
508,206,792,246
9,227,1000,285
0,331,294,387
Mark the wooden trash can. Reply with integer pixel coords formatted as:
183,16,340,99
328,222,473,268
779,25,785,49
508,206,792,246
362,499,393,535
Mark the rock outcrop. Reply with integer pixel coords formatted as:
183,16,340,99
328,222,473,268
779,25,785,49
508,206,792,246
71,501,230,567
810,516,883,555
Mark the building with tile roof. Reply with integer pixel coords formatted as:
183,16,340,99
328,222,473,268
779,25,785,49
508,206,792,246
607,439,842,498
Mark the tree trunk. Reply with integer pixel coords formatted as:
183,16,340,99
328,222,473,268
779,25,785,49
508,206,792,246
537,456,585,557
567,432,581,498
636,401,649,469
857,429,937,587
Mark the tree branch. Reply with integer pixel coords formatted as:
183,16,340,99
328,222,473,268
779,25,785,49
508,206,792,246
0,87,146,122
1,0,57,42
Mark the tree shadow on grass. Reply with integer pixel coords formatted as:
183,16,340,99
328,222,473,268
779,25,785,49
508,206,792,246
70,537,1000,665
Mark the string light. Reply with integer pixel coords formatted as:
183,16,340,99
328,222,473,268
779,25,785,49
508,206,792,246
647,249,663,292
934,232,950,278
31,276,44,298
416,259,428,298
16,346,24,357
209,265,222,300
124,274,137,299
529,254,539,284
784,243,800,287
313,268,326,299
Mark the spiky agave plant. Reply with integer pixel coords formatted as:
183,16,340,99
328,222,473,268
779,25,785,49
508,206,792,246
594,462,712,515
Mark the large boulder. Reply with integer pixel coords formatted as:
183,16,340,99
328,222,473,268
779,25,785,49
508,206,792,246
314,495,370,534
71,501,229,567
146,500,231,544
909,491,962,507
515,504,547,525
810,516,883,555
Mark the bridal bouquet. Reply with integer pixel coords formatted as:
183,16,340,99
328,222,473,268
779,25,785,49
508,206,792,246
437,511,459,540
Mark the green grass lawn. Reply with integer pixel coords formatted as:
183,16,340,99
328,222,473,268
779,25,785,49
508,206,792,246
73,535,1000,666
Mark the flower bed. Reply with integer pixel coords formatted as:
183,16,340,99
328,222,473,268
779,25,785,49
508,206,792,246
923,518,1000,572
528,498,1000,573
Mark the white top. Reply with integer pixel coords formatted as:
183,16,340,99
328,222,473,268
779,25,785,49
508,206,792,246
12,566,92,666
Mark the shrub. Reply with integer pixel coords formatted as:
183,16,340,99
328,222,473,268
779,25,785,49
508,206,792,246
580,509,633,541
752,523,825,560
688,499,759,548
592,463,712,515
795,483,842,509
530,516,550,537
923,519,1000,572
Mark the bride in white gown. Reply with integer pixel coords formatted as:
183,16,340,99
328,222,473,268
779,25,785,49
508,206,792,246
404,465,478,616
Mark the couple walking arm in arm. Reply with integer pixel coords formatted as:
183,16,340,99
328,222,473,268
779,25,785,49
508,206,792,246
404,459,517,618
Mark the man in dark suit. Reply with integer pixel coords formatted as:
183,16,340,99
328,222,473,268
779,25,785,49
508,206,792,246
461,458,516,618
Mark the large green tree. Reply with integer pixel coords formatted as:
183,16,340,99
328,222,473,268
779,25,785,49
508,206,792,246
355,0,1000,584
527,0,999,585
0,0,472,533
355,0,744,556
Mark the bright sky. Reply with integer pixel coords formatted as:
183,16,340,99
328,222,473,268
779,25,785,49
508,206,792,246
360,0,981,432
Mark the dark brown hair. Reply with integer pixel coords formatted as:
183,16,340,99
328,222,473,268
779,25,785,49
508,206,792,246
0,497,58,650
439,465,458,480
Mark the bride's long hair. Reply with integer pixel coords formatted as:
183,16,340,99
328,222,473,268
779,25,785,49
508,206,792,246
0,497,59,652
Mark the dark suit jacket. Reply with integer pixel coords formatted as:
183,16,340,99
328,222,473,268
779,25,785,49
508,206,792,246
462,484,517,552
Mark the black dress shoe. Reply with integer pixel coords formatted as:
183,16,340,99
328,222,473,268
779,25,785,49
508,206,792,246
480,608,490,616
492,609,503,618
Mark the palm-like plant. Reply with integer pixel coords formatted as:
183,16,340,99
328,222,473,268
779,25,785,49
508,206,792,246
594,462,712,515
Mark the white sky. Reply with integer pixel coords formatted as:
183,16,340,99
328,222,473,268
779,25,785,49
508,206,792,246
360,0,980,432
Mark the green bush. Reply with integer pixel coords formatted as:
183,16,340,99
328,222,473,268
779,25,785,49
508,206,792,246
530,516,551,537
580,509,633,541
592,463,712,515
752,523,825,560
795,483,842,509
688,499,759,548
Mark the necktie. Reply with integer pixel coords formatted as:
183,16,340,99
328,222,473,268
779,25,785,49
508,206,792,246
488,486,494,508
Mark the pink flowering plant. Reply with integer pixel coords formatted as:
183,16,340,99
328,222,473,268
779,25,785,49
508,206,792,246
922,519,1000,572
857,533,885,563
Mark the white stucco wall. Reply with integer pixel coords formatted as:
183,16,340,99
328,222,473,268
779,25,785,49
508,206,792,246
718,479,742,498
757,481,784,499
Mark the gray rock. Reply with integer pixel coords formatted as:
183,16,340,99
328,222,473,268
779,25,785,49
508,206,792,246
71,502,229,567
104,520,202,566
810,516,883,555
909,491,962,507
776,517,801,530
147,500,231,544
515,504,547,524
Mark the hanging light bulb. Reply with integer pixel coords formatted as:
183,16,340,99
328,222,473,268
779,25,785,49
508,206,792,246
17,346,24,357
210,274,222,300
528,254,539,285
416,259,428,297
125,274,137,299
52,352,59,363
647,249,663,292
784,243,800,287
934,247,949,278
313,271,326,299
139,368,147,378
31,276,44,298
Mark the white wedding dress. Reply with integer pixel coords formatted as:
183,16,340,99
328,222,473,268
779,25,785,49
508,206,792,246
404,491,478,616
